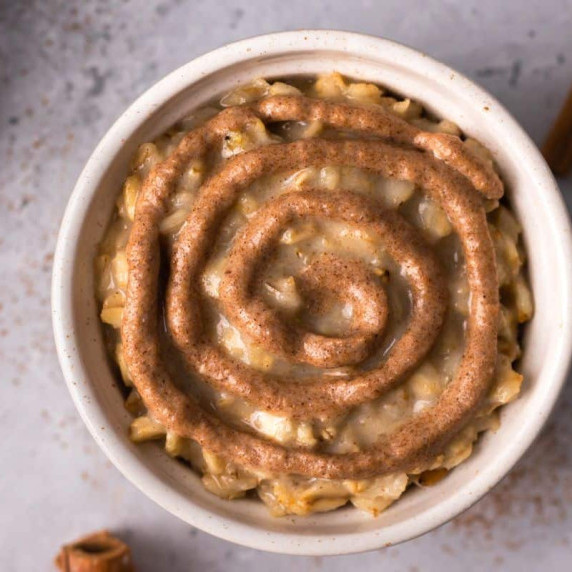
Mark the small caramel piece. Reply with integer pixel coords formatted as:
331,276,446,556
55,530,134,572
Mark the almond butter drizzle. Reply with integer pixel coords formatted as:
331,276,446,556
122,95,500,479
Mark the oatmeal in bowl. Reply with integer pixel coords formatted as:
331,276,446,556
96,72,531,517
53,31,572,554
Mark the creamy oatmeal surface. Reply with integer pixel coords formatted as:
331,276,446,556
96,73,532,517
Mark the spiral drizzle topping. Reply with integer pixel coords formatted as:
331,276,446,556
122,95,501,479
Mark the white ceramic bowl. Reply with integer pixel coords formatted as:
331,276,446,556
52,31,572,555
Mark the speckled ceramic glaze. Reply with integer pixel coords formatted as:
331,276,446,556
52,31,572,555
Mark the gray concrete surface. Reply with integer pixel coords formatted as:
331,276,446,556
1,0,572,570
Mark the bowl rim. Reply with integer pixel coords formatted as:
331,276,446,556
52,30,572,555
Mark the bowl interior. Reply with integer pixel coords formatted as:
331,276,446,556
54,32,572,555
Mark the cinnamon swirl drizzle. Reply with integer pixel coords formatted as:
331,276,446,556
120,92,502,480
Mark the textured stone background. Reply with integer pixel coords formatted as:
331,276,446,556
1,0,572,570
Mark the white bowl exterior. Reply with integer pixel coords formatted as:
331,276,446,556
52,31,572,555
